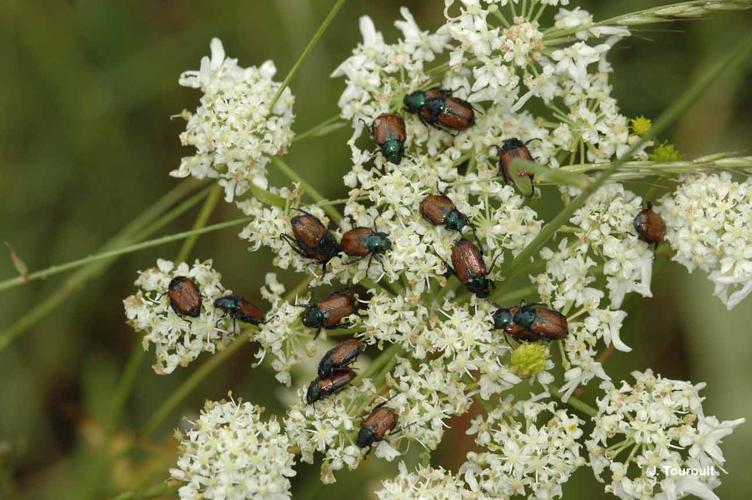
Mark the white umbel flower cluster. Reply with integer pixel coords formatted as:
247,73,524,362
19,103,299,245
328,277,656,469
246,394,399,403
661,173,752,309
172,38,295,202
587,370,745,500
251,273,317,386
284,379,377,484
570,183,655,308
123,259,237,374
144,0,751,496
170,397,296,499
461,396,585,499
331,9,448,143
375,462,472,500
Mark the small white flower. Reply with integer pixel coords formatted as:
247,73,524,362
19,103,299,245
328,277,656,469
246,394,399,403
123,259,238,374
662,173,752,309
375,462,472,499
170,397,296,499
587,370,744,499
461,396,585,498
172,38,295,201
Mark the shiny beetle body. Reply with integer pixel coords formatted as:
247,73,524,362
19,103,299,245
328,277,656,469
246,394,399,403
306,368,356,404
515,304,568,341
213,295,265,325
282,212,340,272
318,338,366,377
420,194,469,232
633,202,665,246
357,405,399,448
167,276,202,318
403,88,448,115
341,227,391,259
498,138,535,195
491,306,536,341
492,304,568,341
302,288,369,334
446,239,495,298
404,88,475,132
372,114,407,165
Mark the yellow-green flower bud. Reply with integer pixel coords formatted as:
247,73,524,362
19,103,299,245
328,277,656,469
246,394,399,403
650,142,683,162
511,343,549,378
630,116,652,136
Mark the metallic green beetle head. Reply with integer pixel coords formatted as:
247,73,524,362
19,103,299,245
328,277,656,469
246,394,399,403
381,139,404,165
403,91,427,113
365,232,392,254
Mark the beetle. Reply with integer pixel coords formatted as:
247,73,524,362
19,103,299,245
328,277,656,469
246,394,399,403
493,303,568,341
318,338,366,378
514,304,568,340
442,239,496,298
498,138,536,196
281,210,341,273
340,227,391,268
404,88,475,132
633,201,665,247
357,403,399,449
300,287,370,335
403,88,448,116
213,294,265,325
420,194,470,233
167,276,202,318
491,306,538,341
371,113,407,165
306,368,356,404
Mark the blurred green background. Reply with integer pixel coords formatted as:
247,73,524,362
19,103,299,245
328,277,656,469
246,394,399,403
1,1,751,498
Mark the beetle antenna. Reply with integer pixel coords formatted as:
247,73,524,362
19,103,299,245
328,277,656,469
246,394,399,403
524,137,543,145
488,253,501,273
291,207,314,216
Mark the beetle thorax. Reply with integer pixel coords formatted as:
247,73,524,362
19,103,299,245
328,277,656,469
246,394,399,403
302,306,325,328
444,210,467,231
366,233,391,253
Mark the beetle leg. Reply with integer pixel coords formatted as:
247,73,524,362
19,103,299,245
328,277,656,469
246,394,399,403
359,117,371,135
291,207,315,217
503,331,514,348
372,393,398,410
438,255,455,278
487,253,501,273
389,421,416,438
280,234,308,258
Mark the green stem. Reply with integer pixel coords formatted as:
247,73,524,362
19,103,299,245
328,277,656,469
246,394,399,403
549,386,598,417
354,343,404,386
502,31,752,280
0,182,209,351
268,0,348,109
142,332,251,437
545,0,752,40
0,217,248,293
142,275,313,437
107,185,225,436
106,346,146,435
561,154,752,177
272,157,343,224
293,114,345,143
175,185,223,263
113,482,178,500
